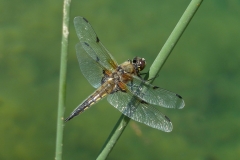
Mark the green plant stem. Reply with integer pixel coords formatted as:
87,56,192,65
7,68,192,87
55,0,71,160
96,115,130,160
148,0,204,81
96,0,203,159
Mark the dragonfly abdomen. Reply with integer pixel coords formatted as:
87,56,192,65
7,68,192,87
65,80,115,122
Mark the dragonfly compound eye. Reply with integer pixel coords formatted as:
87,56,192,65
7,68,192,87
132,57,146,71
138,58,146,71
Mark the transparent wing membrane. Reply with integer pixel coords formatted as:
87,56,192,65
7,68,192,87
127,76,185,109
107,91,173,132
74,16,118,71
75,42,104,88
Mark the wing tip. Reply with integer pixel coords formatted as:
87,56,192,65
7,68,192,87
176,93,182,99
82,17,88,23
175,93,185,109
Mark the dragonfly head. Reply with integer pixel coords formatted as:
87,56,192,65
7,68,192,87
132,57,146,71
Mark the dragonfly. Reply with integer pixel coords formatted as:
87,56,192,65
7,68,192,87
65,16,185,132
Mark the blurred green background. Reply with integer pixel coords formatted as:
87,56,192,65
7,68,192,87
1,0,240,159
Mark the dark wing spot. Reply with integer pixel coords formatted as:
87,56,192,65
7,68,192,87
83,17,88,23
84,42,90,46
96,56,100,62
176,94,183,99
165,115,171,122
140,100,148,104
153,86,159,89
96,36,100,43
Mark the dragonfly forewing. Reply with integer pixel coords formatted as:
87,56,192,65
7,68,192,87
74,16,118,71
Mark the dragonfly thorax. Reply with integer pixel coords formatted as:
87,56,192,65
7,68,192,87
118,62,134,74
119,57,146,76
